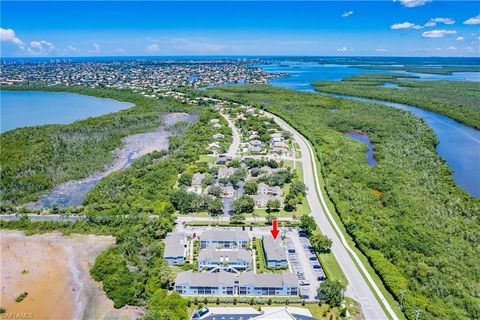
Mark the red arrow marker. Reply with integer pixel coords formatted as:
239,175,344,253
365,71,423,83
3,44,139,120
270,219,280,240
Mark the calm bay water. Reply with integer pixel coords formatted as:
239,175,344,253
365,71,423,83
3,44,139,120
345,132,377,166
0,91,133,133
252,64,387,91
257,63,480,197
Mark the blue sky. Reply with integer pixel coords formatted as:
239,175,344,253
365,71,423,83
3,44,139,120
1,1,479,57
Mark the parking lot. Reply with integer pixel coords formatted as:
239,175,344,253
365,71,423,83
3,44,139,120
285,229,326,300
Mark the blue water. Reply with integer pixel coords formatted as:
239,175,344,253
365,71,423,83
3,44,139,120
258,63,480,197
0,91,133,133
382,82,404,89
252,64,387,91
398,71,480,82
325,93,480,198
345,132,377,166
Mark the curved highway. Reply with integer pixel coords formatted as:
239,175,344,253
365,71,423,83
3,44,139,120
267,111,397,320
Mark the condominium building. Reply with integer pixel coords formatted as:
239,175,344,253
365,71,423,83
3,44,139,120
262,236,288,268
200,230,249,249
174,270,298,297
198,248,252,272
163,232,187,266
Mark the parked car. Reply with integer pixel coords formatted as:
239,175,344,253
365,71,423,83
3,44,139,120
299,280,310,286
309,256,317,261
288,248,296,253
317,275,326,281
312,265,322,269
192,307,209,319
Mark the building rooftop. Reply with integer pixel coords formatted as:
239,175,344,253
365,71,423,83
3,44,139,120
201,230,250,242
262,236,287,262
239,271,297,288
176,270,236,287
164,232,186,258
175,270,298,289
198,248,252,263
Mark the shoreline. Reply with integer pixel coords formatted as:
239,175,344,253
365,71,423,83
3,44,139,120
0,230,146,319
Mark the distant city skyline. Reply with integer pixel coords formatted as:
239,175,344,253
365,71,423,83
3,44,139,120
1,1,479,57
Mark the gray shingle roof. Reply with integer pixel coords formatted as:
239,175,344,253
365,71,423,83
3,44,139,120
164,232,186,258
201,230,249,242
238,271,297,288
175,270,235,287
198,248,252,263
176,270,298,289
262,236,287,262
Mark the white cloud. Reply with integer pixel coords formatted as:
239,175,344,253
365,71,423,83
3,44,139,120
67,45,78,52
337,46,354,52
445,46,457,50
422,29,457,38
114,48,126,54
456,36,464,41
0,28,25,49
425,17,455,27
88,43,101,54
391,22,423,30
27,40,55,55
464,15,480,25
171,38,225,53
341,11,354,18
375,48,388,52
394,0,431,8
145,43,160,53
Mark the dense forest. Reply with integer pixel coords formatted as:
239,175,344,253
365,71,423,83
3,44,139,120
0,86,194,205
1,102,226,319
205,85,480,320
312,74,480,129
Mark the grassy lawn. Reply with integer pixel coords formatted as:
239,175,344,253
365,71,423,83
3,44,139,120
254,238,269,273
306,303,341,320
317,252,348,285
197,154,216,165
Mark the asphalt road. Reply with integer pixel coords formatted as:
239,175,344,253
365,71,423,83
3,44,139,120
0,214,86,221
268,112,396,320
221,112,241,158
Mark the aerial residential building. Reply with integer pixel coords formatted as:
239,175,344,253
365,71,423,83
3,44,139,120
200,230,249,249
175,270,235,295
191,173,205,188
221,185,235,197
250,140,263,147
216,154,232,165
262,235,288,268
174,270,298,297
251,194,282,208
218,167,236,179
164,232,188,266
198,248,253,272
249,146,263,153
213,133,225,140
257,182,282,196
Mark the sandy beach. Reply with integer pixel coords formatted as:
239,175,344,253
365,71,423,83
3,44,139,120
0,231,143,320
